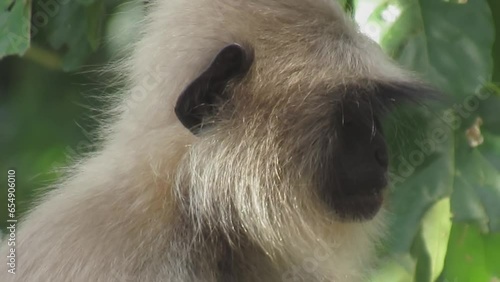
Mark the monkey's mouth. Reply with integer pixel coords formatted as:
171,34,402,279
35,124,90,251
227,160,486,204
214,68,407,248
332,190,385,221
325,175,388,221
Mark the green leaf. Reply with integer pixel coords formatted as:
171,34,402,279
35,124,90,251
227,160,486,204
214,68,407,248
488,0,500,83
41,3,87,70
371,255,414,282
484,232,500,277
420,198,452,281
479,131,500,171
39,2,105,70
356,0,495,98
77,0,97,5
387,142,454,254
453,147,500,232
478,95,500,135
0,0,31,58
438,223,496,282
412,229,433,282
85,1,105,51
398,0,494,100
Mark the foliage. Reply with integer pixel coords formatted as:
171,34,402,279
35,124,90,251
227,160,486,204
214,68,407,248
0,0,499,281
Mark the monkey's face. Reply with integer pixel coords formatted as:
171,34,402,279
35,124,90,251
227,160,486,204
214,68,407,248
173,41,430,222
174,36,429,223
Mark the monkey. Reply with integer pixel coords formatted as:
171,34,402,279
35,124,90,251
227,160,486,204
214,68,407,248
0,0,435,281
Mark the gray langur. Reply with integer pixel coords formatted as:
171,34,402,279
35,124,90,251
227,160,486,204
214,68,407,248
1,0,435,281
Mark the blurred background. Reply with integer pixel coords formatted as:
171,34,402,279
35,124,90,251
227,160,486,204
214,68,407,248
0,0,499,281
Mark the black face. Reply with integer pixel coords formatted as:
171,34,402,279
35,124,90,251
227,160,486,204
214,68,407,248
326,95,389,221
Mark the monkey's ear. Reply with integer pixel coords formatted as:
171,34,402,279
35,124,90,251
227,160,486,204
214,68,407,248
175,44,254,133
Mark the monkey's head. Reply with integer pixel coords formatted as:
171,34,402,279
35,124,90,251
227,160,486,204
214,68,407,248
132,0,434,265
168,4,431,219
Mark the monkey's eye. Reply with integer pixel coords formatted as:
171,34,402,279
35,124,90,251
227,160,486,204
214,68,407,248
175,44,254,134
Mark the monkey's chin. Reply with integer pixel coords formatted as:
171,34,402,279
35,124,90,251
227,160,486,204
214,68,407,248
332,192,384,222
